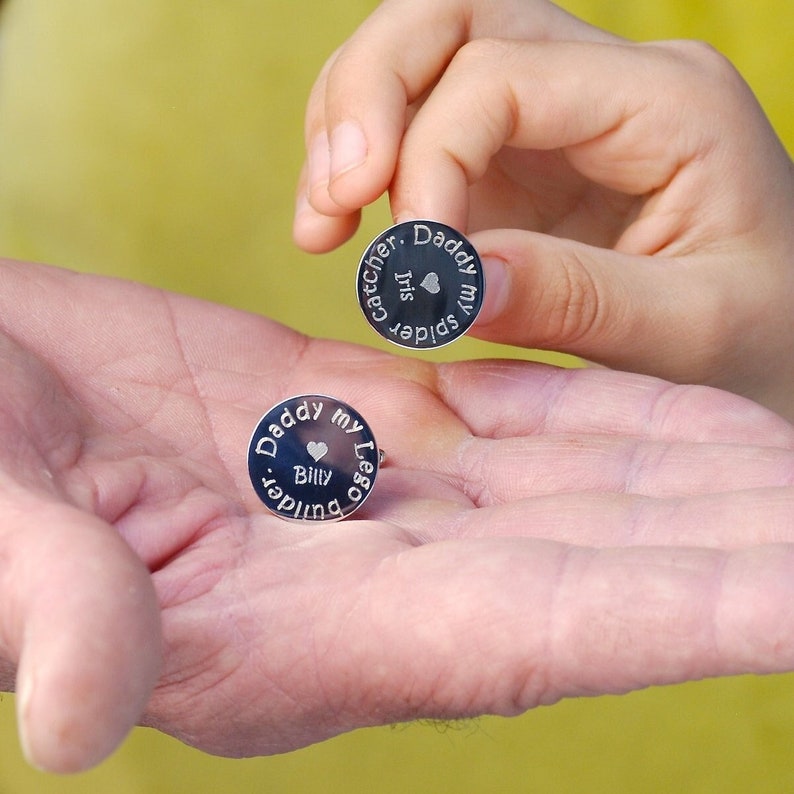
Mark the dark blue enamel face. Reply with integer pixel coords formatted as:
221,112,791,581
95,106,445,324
248,395,380,522
356,220,484,350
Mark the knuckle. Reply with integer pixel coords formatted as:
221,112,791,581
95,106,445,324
535,248,606,349
450,37,516,71
657,39,747,99
670,39,732,74
437,38,523,161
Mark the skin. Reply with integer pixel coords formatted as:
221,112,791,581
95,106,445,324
295,0,794,419
2,260,794,772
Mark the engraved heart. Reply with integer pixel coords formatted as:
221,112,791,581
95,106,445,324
306,441,329,463
420,272,441,294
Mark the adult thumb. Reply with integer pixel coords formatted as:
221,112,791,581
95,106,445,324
1,497,161,773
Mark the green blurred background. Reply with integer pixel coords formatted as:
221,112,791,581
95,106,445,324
0,0,791,790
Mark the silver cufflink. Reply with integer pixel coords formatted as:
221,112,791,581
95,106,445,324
248,394,382,522
356,219,485,349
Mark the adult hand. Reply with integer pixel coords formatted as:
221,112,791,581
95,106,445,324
296,0,794,419
2,259,794,773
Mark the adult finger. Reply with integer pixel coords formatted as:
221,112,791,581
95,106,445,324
438,360,794,447
0,495,161,773
451,434,794,506
329,538,794,725
376,486,794,550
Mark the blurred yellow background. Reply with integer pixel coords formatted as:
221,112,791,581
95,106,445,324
0,0,791,791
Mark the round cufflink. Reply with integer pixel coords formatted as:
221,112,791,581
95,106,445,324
356,220,485,350
247,394,381,522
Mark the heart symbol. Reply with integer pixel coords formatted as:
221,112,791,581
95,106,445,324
306,441,329,463
420,272,441,294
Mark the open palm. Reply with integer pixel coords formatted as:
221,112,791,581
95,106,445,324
2,259,794,773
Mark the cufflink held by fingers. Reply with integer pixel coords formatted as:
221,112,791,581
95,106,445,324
247,394,382,522
356,220,485,350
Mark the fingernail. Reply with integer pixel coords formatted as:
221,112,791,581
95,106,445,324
308,130,331,194
16,669,44,771
394,209,419,224
329,121,368,181
294,188,312,220
476,256,510,327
